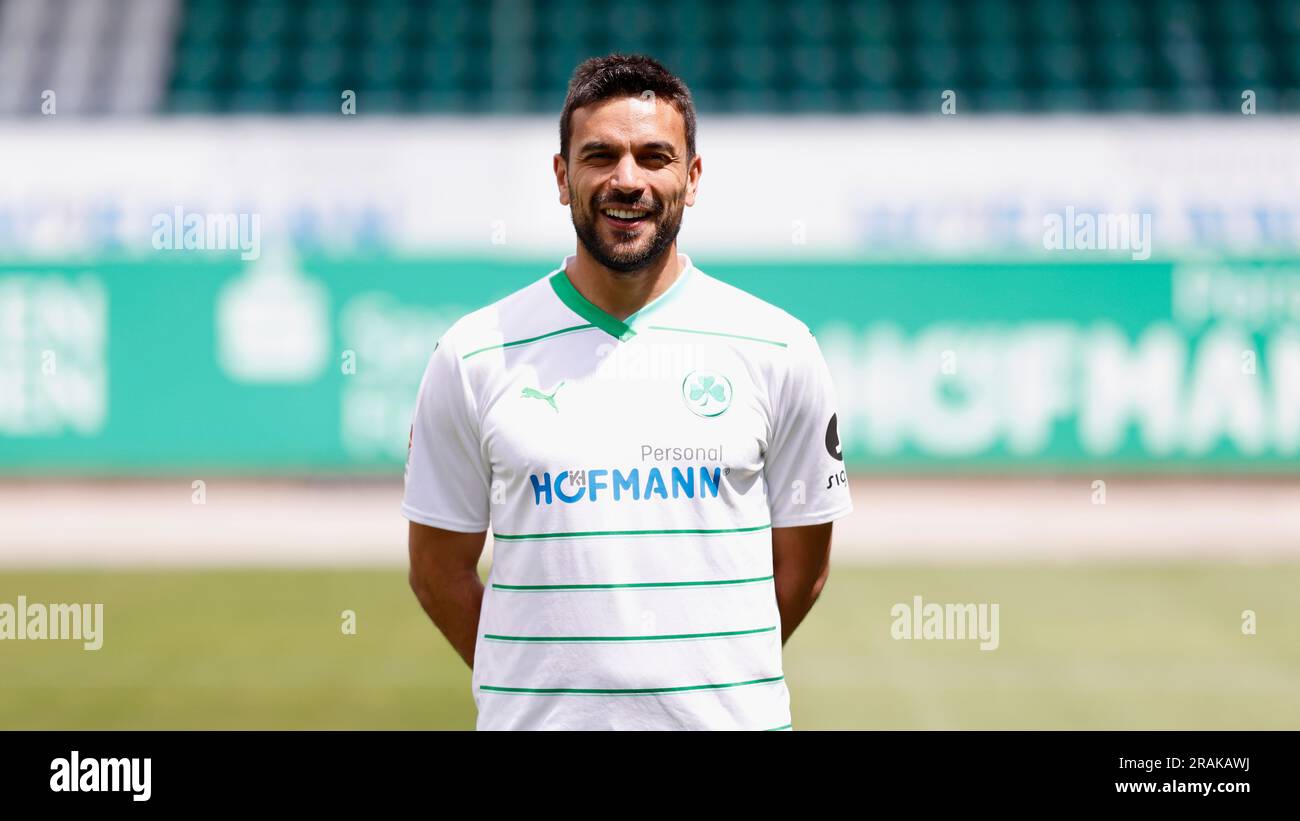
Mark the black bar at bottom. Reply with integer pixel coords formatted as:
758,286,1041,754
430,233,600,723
0,730,1285,809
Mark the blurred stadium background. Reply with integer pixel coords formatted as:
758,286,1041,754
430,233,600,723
1,0,1298,729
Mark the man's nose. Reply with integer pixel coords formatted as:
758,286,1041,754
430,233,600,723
609,152,644,192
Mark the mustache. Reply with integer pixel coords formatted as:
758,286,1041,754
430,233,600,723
592,194,662,215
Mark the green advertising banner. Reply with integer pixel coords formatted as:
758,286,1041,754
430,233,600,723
2,254,1298,474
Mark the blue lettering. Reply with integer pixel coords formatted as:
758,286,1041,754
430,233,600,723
555,471,585,503
671,466,694,498
530,465,722,505
613,469,640,501
530,472,552,505
699,466,721,497
587,469,609,502
645,467,668,500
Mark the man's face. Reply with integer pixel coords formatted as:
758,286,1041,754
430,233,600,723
555,95,701,274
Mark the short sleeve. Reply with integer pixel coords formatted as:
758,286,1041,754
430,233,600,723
763,329,854,528
401,338,492,532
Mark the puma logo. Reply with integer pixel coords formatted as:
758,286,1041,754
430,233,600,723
521,381,565,412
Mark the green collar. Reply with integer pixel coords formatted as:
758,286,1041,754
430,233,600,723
548,255,695,341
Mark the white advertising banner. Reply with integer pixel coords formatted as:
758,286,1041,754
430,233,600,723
1,116,1297,258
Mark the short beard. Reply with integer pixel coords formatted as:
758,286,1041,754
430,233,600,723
572,193,685,276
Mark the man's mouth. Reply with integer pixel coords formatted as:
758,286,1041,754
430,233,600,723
600,206,653,230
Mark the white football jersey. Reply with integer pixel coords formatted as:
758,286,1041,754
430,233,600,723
403,252,853,730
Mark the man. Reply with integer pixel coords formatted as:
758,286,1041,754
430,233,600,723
404,54,852,730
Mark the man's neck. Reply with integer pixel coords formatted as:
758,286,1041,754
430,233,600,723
564,245,683,322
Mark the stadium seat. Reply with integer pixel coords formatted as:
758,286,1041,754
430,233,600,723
146,0,1300,115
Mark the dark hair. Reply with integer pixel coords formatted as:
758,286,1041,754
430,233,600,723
559,54,697,164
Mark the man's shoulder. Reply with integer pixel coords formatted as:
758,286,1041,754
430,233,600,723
681,268,816,352
435,271,566,359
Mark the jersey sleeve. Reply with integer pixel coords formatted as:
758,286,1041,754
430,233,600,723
763,328,854,528
401,337,493,532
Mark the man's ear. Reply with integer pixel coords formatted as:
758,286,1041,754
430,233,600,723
553,153,570,206
684,153,702,207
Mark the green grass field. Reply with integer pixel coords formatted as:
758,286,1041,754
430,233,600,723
3,563,1298,729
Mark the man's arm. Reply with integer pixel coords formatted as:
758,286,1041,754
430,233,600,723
771,522,833,644
408,521,488,668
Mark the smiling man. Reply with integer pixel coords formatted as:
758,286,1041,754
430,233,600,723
404,54,852,731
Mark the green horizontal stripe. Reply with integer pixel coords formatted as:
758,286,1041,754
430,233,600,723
462,323,597,359
493,524,771,541
484,626,776,643
764,723,794,731
479,675,784,696
647,324,788,348
492,574,775,591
